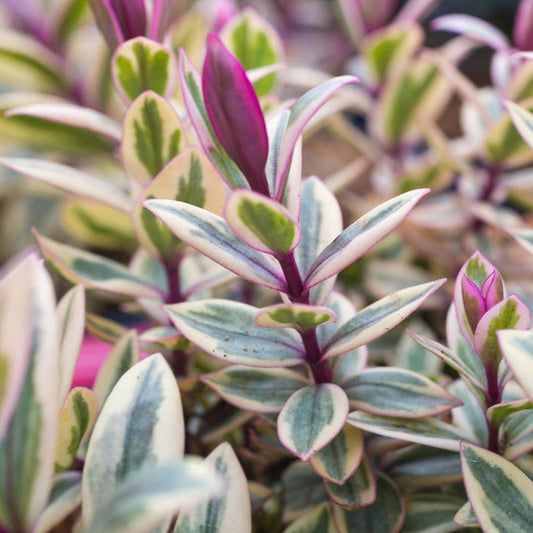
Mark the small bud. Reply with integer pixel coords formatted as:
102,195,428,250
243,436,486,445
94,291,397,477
514,0,533,51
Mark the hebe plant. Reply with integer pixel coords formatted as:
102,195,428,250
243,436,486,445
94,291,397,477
2,0,533,532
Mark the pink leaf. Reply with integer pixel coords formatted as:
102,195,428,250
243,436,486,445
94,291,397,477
514,0,533,51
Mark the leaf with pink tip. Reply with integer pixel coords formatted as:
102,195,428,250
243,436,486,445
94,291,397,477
164,299,305,367
432,14,509,51
461,275,486,334
202,366,310,413
341,367,461,418
202,33,270,195
304,189,429,289
278,384,349,461
132,147,227,261
112,37,178,104
88,0,124,49
0,157,131,212
255,303,337,332
225,190,300,255
461,443,533,533
143,199,287,291
498,330,533,402
34,231,163,300
149,0,185,42
323,279,446,359
473,295,530,366
178,49,249,190
122,91,186,186
275,75,358,197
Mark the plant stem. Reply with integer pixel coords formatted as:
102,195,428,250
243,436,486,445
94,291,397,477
484,362,502,453
277,251,332,384
164,259,182,304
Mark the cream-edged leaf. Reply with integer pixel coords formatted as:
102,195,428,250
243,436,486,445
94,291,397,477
165,299,305,367
282,503,336,533
255,303,337,332
278,384,349,461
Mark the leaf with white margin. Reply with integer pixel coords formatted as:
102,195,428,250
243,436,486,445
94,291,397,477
93,331,140,410
323,279,446,359
498,329,533,402
132,147,227,260
56,285,85,404
402,493,465,533
461,443,533,533
505,100,533,152
295,177,342,305
333,471,405,533
85,459,223,533
347,411,466,451
139,327,190,351
513,227,533,256
34,231,163,300
282,503,337,533
201,366,310,413
341,367,461,418
122,91,185,186
144,200,287,291
0,254,59,533
5,103,121,142
54,387,98,472
275,76,358,194
501,410,533,460
278,384,349,461
473,296,530,367
255,303,337,332
454,500,478,528
174,442,251,533
112,37,178,104
408,330,487,391
0,255,36,440
178,49,248,190
225,190,300,255
0,157,132,212
33,472,82,533
304,189,429,289
165,300,304,367
309,425,364,485
82,353,185,525
488,398,532,428
324,455,376,509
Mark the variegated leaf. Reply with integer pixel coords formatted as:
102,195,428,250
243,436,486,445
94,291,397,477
34,231,163,300
93,330,140,410
294,177,343,305
5,103,121,142
461,443,533,533
62,198,137,251
323,280,446,359
85,313,127,344
82,354,185,524
0,157,131,212
402,493,465,533
85,459,223,533
144,200,287,290
333,472,405,533
473,296,530,366
309,425,364,484
165,299,304,367
409,330,487,392
449,380,488,447
56,285,85,403
325,455,376,509
112,37,178,103
133,147,227,260
174,442,251,533
500,410,533,459
139,327,190,351
225,190,300,255
487,398,532,428
255,303,337,332
347,411,466,451
498,330,533,401
202,366,310,413
454,500,478,528
282,503,336,533
386,445,462,489
275,76,358,192
220,8,284,97
55,387,98,472
304,190,430,289
33,472,82,533
505,100,533,153
122,91,185,186
178,49,248,189
341,367,460,418
0,254,59,532
278,384,349,461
